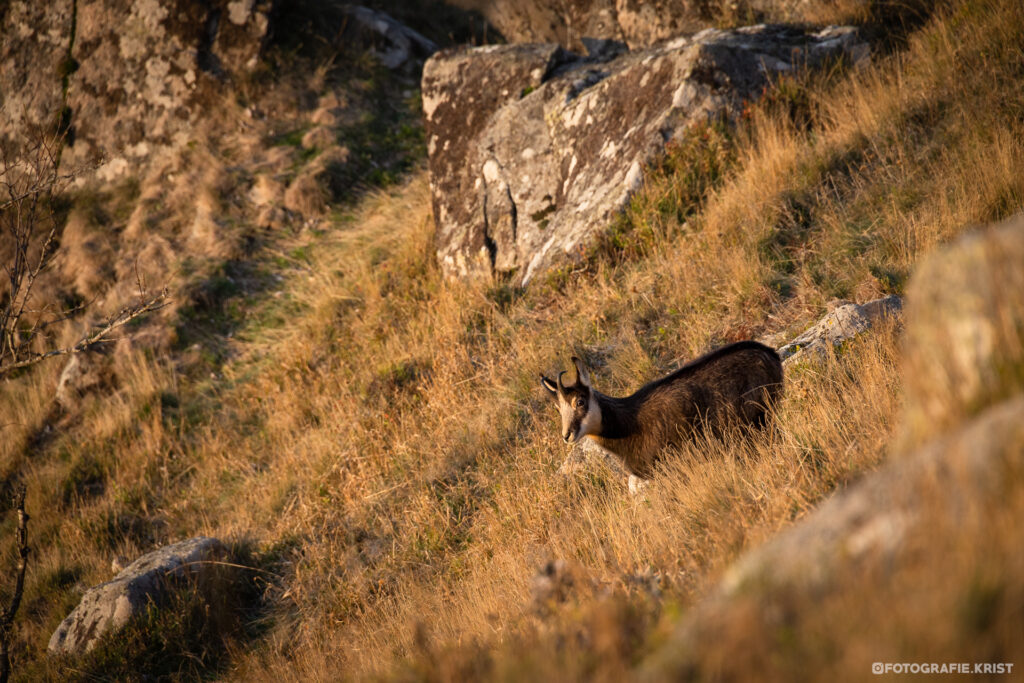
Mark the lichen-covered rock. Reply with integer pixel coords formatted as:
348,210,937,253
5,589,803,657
0,1,73,140
775,295,902,365
902,213,1024,445
424,25,868,286
47,537,227,655
639,212,1024,680
0,0,275,174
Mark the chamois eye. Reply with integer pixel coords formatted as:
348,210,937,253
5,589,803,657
575,398,585,409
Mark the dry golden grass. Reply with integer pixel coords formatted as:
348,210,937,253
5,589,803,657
2,0,1024,680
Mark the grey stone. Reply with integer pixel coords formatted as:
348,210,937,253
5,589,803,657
775,295,903,365
424,25,868,286
340,5,438,70
721,397,1024,595
47,536,227,656
640,395,1024,679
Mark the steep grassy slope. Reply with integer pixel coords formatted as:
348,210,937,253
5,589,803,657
2,0,1023,680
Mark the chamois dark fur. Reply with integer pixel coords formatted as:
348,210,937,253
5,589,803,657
541,341,783,479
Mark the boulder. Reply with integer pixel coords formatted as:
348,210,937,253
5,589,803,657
775,294,902,365
638,213,1024,680
901,213,1024,445
719,397,1024,598
47,536,227,656
423,25,868,286
0,1,73,144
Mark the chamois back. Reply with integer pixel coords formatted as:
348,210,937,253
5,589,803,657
543,342,783,479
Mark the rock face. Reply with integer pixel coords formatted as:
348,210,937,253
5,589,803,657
48,537,226,656
423,25,868,286
775,295,902,365
0,0,275,174
641,396,1024,680
0,1,74,144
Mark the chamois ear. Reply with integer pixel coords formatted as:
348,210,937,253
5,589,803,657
540,374,558,397
571,356,591,387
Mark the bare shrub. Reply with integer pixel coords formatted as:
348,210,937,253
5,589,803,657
0,130,167,378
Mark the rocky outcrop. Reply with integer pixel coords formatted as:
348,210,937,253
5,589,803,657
775,295,902,365
901,213,1024,445
0,0,275,175
48,537,227,655
0,1,73,144
424,25,868,286
720,397,1024,597
641,395,1024,679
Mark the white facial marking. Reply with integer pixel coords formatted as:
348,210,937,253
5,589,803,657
557,392,602,443
557,394,575,442
579,393,602,439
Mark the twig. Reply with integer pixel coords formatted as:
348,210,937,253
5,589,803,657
0,486,30,683
0,289,170,378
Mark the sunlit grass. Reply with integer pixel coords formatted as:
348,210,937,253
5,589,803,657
2,0,1024,680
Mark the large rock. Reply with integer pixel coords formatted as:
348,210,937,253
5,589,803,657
0,0,275,175
720,397,1024,598
902,213,1024,445
0,1,74,142
423,25,868,286
47,536,227,655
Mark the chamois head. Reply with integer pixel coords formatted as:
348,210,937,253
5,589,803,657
541,357,602,443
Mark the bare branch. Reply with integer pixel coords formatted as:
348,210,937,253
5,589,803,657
0,289,170,378
0,486,30,683
0,122,162,380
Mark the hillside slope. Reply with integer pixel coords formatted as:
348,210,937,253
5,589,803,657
1,0,1023,680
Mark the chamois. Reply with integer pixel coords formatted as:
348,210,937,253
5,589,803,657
541,341,783,480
